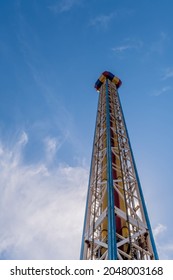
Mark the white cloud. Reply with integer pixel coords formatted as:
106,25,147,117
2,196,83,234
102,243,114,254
113,32,168,58
45,137,57,152
18,131,28,145
0,132,89,259
164,244,173,252
112,45,132,52
48,0,81,14
112,40,143,54
148,31,169,56
152,224,173,259
89,13,115,28
43,136,59,163
153,223,167,238
0,131,28,169
89,8,134,29
162,68,173,80
156,241,173,259
152,86,172,96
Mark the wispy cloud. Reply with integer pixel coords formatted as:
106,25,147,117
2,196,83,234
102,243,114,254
48,0,81,14
112,39,143,55
112,45,133,52
0,132,88,259
156,243,173,259
151,86,172,96
148,31,169,56
113,32,169,58
163,243,173,251
156,239,173,259
89,8,134,29
43,136,65,164
153,223,167,237
162,68,173,80
153,224,173,259
89,13,115,29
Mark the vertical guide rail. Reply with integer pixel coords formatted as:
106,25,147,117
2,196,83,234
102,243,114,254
105,79,117,260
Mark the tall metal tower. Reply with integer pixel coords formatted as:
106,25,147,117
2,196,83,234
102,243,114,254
80,71,158,260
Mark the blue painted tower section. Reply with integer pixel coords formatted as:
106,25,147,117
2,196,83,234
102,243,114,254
105,79,117,260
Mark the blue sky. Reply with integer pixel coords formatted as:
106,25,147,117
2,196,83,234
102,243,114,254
0,0,173,259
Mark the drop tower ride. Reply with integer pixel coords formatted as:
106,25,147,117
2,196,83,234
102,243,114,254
80,71,158,260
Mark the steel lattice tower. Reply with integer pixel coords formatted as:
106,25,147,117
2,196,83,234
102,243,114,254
80,71,158,260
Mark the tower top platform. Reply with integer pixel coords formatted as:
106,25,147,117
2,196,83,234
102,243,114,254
95,71,122,91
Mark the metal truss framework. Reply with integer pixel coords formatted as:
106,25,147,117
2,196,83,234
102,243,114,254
80,79,158,260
